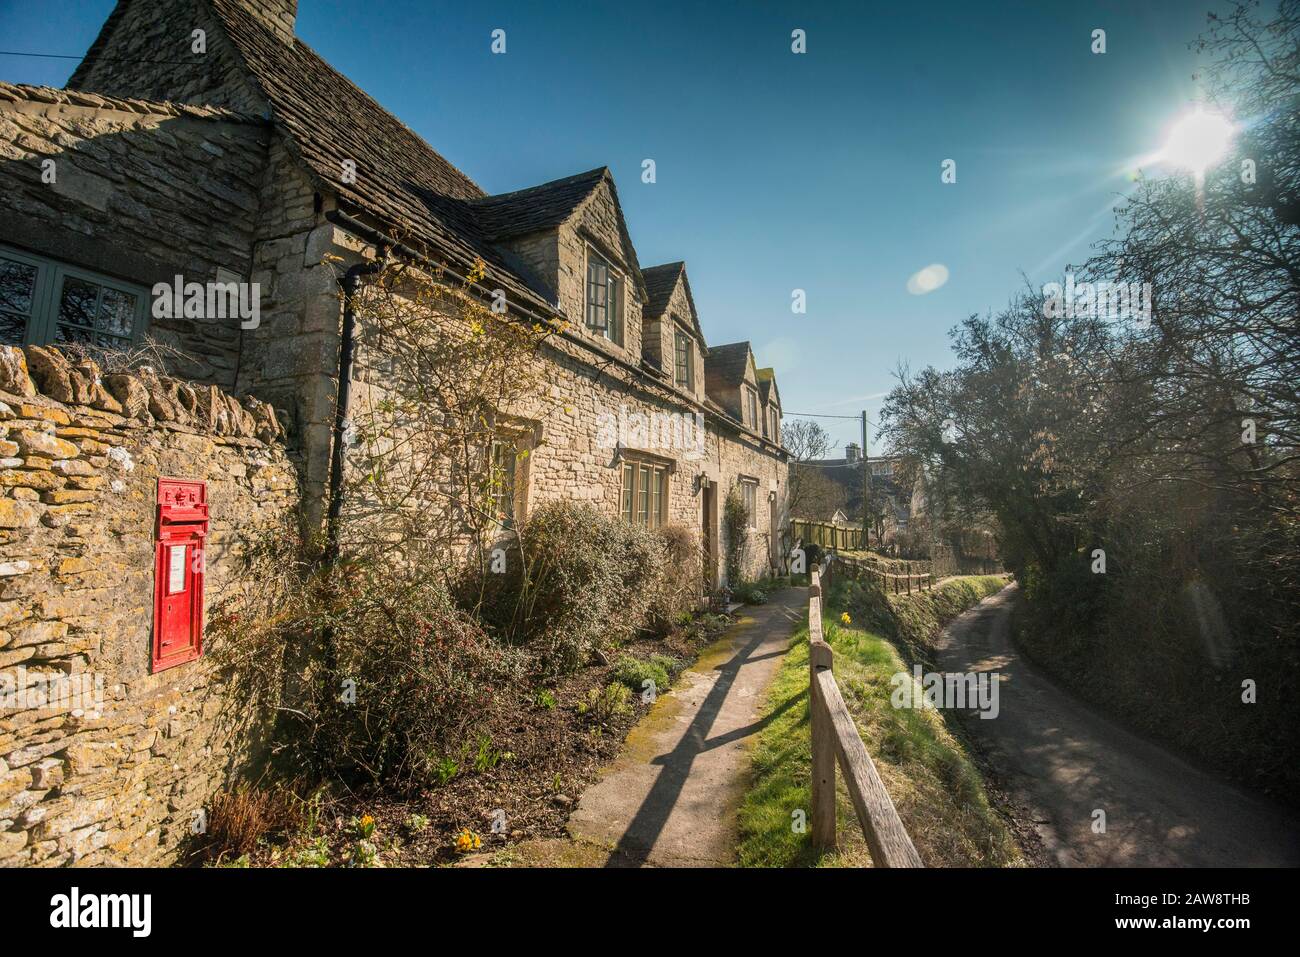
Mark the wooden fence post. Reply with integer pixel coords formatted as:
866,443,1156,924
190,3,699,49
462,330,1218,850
810,635,836,851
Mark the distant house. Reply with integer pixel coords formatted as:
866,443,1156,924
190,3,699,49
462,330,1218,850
801,444,915,539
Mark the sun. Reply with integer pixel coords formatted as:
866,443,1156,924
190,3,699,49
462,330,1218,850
1161,108,1235,177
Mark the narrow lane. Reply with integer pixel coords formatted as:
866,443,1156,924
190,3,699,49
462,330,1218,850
936,584,1300,867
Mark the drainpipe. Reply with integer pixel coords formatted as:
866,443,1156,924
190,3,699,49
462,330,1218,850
323,256,382,565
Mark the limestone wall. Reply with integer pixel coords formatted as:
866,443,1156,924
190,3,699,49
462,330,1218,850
0,345,298,866
0,83,270,388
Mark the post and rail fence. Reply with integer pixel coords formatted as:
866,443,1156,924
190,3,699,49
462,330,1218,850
806,562,923,866
792,520,1001,583
833,552,933,594
790,519,863,551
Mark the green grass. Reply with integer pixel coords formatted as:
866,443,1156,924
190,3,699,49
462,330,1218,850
737,575,1023,868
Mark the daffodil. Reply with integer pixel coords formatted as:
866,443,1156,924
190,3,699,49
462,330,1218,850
840,612,852,625
455,828,482,853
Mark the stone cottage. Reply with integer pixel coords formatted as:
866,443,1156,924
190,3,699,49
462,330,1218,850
0,0,788,864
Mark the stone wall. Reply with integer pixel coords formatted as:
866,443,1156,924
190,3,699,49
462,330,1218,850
0,83,270,388
558,180,645,365
334,260,787,588
68,0,269,115
0,345,298,866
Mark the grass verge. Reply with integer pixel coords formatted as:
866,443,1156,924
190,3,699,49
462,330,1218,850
737,575,1022,867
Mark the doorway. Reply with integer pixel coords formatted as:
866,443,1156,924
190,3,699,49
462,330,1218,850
701,483,717,592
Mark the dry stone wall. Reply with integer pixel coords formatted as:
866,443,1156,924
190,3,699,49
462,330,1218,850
0,344,298,866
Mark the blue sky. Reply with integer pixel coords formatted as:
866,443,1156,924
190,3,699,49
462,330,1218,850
1,0,1214,452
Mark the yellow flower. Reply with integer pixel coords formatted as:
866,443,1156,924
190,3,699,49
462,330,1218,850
455,828,482,853
840,612,852,625
359,814,375,828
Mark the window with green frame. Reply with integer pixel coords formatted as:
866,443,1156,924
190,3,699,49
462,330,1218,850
585,247,623,346
619,459,669,528
489,437,518,528
0,245,148,349
674,329,693,390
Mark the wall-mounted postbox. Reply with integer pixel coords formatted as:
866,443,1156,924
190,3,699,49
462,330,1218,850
152,478,208,673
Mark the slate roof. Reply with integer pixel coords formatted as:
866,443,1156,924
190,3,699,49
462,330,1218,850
196,0,557,313
470,168,607,241
642,262,684,317
704,341,752,391
641,261,706,345
62,0,781,432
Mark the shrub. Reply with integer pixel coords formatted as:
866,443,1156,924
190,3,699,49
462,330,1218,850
210,539,524,792
723,487,750,588
577,682,633,724
200,784,306,862
611,653,676,693
313,568,523,788
468,501,669,675
646,524,702,636
731,579,769,605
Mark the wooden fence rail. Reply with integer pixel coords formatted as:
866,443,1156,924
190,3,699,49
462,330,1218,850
834,553,933,593
791,519,863,551
807,563,923,866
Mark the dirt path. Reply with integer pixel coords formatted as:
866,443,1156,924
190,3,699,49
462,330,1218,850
936,584,1300,867
560,588,806,866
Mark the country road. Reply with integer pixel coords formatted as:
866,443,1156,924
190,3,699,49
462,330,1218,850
935,584,1300,867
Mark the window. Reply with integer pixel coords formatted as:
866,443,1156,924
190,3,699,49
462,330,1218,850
744,388,758,429
1,245,147,348
490,437,518,527
770,409,780,443
585,248,623,346
620,459,669,528
740,479,758,529
674,330,693,390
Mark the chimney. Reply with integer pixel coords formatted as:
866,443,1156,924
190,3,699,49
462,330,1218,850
240,0,297,43
845,442,860,464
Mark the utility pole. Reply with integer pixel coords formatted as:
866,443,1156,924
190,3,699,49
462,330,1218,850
861,409,870,551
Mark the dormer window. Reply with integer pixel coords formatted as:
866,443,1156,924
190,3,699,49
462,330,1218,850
745,387,758,430
674,329,693,390
586,248,623,346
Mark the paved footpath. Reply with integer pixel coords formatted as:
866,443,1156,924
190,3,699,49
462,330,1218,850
565,587,806,866
937,584,1300,866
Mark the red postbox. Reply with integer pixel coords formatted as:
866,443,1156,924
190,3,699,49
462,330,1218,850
152,478,208,672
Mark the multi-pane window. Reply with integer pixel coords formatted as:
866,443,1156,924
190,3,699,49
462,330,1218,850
490,437,517,527
674,330,693,390
740,479,758,529
1,245,146,348
620,460,669,528
770,409,780,443
585,248,623,345
745,388,758,429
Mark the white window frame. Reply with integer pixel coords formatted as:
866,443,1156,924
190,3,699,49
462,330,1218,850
674,328,693,391
0,244,148,349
